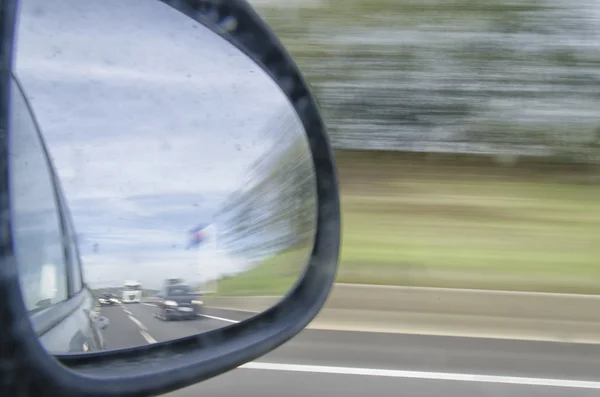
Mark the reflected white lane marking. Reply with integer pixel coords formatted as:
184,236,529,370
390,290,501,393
140,330,157,344
199,313,239,324
127,314,157,344
140,302,240,323
128,315,146,330
240,363,600,389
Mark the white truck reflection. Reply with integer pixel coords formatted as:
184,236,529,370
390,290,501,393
121,280,142,303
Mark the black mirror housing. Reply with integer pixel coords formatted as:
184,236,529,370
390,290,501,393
0,1,340,396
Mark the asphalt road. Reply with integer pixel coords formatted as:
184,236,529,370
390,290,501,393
99,303,600,397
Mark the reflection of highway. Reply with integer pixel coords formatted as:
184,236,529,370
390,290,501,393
100,303,251,349
100,304,600,397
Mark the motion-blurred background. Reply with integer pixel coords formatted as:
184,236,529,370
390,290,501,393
251,0,600,294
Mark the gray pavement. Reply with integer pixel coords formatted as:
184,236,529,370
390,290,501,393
169,369,600,397
99,302,600,397
203,285,600,344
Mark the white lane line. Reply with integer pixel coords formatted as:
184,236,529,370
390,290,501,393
239,363,600,390
128,315,147,330
138,302,239,323
140,330,157,344
199,313,239,323
127,315,157,344
140,303,239,324
140,302,239,323
123,309,132,315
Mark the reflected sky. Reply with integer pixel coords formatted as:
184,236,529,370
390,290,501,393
13,0,302,289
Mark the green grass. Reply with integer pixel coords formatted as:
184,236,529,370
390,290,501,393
212,249,310,296
210,150,600,295
336,151,600,293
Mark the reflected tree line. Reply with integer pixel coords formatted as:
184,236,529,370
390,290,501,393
254,0,600,166
212,0,599,268
214,109,316,263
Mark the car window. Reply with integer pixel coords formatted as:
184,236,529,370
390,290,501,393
8,76,69,314
168,286,193,296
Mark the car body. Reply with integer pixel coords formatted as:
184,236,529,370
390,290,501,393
154,284,204,321
8,74,108,354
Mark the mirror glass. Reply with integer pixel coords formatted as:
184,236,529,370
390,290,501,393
11,0,316,354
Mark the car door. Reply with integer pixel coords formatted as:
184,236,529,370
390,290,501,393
53,174,106,351
8,73,106,354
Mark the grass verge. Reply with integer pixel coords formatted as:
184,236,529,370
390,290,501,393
209,150,600,295
212,248,310,296
336,150,600,294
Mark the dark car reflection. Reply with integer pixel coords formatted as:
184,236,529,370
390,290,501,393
154,283,204,321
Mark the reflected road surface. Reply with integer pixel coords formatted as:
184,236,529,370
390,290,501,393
99,303,600,397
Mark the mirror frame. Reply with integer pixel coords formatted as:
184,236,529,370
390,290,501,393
0,1,340,396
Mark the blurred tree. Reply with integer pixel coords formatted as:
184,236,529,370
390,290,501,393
214,107,317,261
254,0,600,165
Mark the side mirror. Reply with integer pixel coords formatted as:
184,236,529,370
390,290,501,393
0,0,340,396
